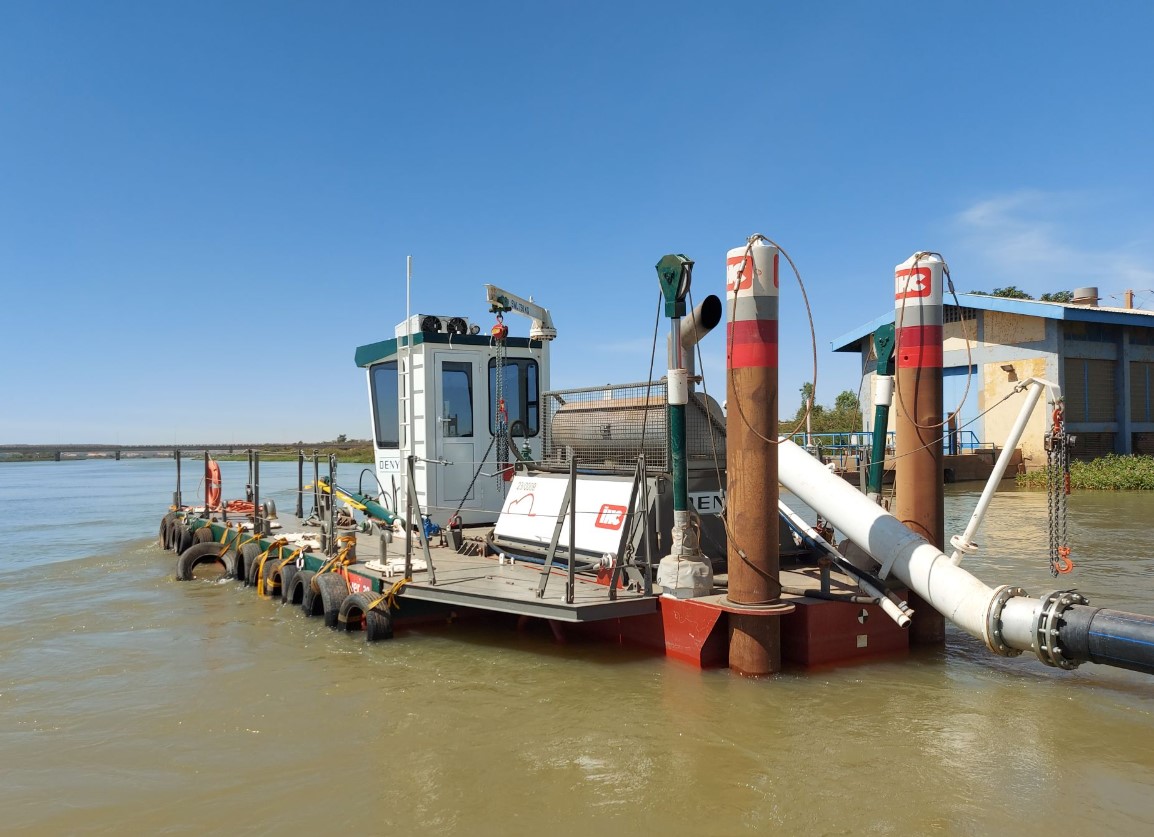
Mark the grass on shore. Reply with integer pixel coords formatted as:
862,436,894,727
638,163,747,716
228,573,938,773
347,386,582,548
0,443,375,464
1017,453,1154,490
214,444,374,463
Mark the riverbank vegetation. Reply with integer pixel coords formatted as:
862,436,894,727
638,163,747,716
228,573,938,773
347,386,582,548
781,383,863,435
0,437,375,464
1017,454,1154,490
215,438,373,463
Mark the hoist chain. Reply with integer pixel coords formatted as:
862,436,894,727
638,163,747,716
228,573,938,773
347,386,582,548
1045,403,1074,576
449,432,498,524
492,313,509,497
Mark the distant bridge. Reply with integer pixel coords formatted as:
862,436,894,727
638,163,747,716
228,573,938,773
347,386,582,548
0,443,363,462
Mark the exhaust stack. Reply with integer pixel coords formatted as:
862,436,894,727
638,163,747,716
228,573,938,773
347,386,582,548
667,295,722,392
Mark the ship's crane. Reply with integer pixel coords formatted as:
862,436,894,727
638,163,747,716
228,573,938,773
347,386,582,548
484,284,557,341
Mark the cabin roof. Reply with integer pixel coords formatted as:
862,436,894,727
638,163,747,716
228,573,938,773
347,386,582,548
354,333,537,367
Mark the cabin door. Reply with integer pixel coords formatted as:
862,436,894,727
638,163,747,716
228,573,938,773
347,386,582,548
434,354,480,510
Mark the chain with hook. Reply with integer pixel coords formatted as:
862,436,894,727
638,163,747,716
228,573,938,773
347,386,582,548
492,312,510,494
1045,403,1074,576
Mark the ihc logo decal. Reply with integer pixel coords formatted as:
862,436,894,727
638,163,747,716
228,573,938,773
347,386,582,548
895,266,932,300
594,504,628,530
725,254,755,293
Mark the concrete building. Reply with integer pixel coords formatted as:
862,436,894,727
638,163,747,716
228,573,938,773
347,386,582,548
832,290,1154,469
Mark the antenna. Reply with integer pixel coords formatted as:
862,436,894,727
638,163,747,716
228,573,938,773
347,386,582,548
406,255,414,470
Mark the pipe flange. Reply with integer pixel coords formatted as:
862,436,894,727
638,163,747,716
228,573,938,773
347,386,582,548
1032,589,1090,670
985,585,1027,657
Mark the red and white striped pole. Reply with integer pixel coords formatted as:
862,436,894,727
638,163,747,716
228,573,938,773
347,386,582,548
893,252,946,645
725,237,782,676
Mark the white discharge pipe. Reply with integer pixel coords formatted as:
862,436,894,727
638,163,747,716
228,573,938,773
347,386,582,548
778,438,1038,654
948,377,1057,564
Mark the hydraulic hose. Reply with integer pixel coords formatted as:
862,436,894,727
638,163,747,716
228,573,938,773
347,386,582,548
781,585,877,605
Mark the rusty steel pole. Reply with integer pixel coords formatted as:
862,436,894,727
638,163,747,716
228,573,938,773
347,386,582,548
893,252,946,645
725,238,782,676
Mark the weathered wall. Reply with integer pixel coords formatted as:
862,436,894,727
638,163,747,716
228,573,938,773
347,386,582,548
942,319,977,354
982,356,1051,469
985,311,1046,345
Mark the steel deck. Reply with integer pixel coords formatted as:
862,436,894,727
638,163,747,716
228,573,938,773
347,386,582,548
238,515,657,623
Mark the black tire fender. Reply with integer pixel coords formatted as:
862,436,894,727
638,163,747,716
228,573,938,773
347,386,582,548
192,526,216,545
242,543,266,586
253,544,290,590
176,542,238,581
337,591,394,641
159,513,177,550
314,573,350,629
279,564,299,604
261,557,291,598
165,518,181,551
174,523,193,555
294,571,318,611
237,543,261,586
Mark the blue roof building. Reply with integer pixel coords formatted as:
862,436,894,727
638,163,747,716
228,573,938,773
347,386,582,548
831,292,1154,467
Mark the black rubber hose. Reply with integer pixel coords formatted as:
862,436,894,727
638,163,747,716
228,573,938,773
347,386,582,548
1058,605,1154,675
780,585,877,605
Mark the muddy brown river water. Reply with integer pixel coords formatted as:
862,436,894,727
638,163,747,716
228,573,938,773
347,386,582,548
2,460,1152,834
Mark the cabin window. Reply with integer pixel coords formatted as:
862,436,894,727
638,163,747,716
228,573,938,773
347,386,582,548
370,361,399,448
489,357,540,437
441,361,474,438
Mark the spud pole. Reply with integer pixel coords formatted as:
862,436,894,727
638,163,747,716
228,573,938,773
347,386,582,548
893,252,946,645
725,239,782,676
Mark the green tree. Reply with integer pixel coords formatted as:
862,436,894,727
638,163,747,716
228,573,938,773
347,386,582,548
835,390,861,413
972,287,1075,302
784,384,862,434
970,285,1034,299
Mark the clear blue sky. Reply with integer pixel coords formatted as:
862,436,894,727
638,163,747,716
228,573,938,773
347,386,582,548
2,1,1152,444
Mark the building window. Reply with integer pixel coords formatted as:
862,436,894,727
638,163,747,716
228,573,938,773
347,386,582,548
489,357,540,437
1064,358,1115,422
1132,361,1154,423
369,361,399,448
943,305,977,324
1130,328,1154,347
1070,432,1115,461
1065,321,1112,342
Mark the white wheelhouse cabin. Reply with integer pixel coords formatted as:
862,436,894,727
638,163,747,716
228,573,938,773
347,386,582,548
355,313,550,527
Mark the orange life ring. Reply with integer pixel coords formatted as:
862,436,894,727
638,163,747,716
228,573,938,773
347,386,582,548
205,459,222,510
